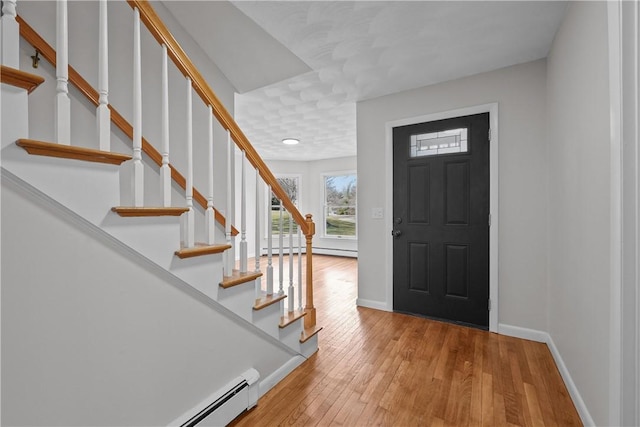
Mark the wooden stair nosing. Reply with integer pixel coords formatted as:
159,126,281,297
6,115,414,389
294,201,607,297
1,65,45,93
16,139,131,165
279,310,307,329
253,293,286,311
174,243,231,259
220,270,263,289
300,325,323,344
111,206,189,217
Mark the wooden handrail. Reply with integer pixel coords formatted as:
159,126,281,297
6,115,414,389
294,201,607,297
126,1,312,238
128,1,317,328
16,15,238,236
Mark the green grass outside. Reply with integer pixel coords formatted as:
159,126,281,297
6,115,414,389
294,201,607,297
326,216,356,236
270,210,298,233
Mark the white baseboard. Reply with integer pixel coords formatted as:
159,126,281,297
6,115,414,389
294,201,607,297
257,355,305,399
356,298,391,312
498,323,595,426
312,247,358,258
497,323,548,343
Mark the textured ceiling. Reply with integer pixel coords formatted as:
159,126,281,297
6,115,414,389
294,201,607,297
161,1,311,94
167,1,568,161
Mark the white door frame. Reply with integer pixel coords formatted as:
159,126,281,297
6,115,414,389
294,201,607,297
608,1,639,425
384,103,499,332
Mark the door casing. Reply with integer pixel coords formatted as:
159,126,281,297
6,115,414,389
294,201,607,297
384,103,499,332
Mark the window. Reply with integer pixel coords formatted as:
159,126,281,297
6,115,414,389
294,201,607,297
410,128,468,157
270,176,299,235
324,173,357,238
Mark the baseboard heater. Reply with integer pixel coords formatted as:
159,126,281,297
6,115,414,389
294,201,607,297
171,369,260,427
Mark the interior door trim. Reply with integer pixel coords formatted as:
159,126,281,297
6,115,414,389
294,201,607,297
384,103,499,332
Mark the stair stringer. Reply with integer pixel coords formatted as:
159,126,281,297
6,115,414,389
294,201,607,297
1,168,308,425
1,144,316,355
0,145,219,291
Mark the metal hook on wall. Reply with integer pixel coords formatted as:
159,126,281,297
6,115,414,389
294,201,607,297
31,50,40,69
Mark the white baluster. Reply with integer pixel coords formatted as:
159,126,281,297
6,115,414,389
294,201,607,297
183,77,195,248
239,151,248,273
255,168,262,297
278,204,284,316
132,7,143,206
205,106,215,244
288,214,294,313
266,184,273,295
97,0,110,151
298,227,303,311
160,45,171,207
55,0,70,145
1,0,20,68
224,130,233,276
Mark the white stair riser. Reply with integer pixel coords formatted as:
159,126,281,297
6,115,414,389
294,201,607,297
2,144,121,222
217,282,256,322
252,302,281,338
300,335,319,359
278,320,304,351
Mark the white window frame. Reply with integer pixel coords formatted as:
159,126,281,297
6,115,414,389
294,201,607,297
322,170,358,239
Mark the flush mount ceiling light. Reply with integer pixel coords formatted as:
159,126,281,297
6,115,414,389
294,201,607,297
282,138,299,145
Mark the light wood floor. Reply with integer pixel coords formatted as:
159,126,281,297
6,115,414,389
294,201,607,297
231,255,582,426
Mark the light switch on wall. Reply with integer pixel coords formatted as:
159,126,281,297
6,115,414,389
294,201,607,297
371,207,384,219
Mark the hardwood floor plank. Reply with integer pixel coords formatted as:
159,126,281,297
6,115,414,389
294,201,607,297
230,255,582,427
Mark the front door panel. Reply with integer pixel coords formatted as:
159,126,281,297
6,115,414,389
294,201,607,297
393,113,490,328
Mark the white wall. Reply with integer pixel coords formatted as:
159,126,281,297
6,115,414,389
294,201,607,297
0,176,295,426
546,2,611,425
256,156,358,257
356,59,548,330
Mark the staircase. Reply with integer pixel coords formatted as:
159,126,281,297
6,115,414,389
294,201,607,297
1,1,320,425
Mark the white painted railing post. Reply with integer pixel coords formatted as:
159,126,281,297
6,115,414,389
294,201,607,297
160,45,171,207
224,129,233,277
1,0,20,67
205,106,215,244
266,184,273,295
239,151,248,273
97,0,110,151
55,0,71,145
278,203,284,298
131,7,144,206
288,214,294,313
255,168,262,296
183,77,195,248
298,228,303,311
278,203,284,316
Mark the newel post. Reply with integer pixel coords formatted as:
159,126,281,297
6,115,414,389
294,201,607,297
304,214,316,328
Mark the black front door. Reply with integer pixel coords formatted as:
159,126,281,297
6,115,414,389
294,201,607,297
392,113,490,328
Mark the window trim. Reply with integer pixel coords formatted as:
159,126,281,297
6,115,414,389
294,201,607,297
322,170,358,239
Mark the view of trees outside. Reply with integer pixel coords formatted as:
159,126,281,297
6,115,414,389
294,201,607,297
325,174,357,237
271,177,299,234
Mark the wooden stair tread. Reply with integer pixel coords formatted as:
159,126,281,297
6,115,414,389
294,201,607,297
111,206,189,217
253,293,286,311
220,270,263,289
1,65,45,93
174,243,231,259
300,325,323,343
279,310,307,328
16,139,131,165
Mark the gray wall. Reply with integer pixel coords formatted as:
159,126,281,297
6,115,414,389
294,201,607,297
356,59,549,331
546,2,611,425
